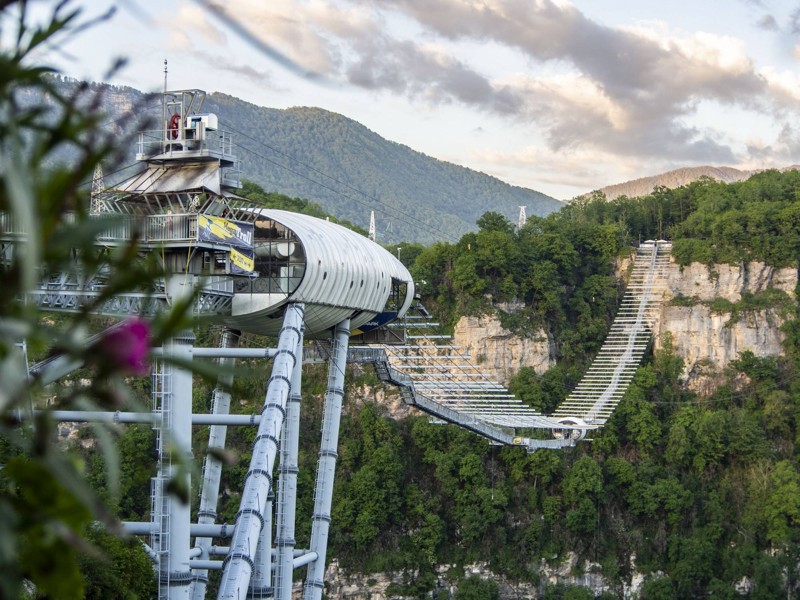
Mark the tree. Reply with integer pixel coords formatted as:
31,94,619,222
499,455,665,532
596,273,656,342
765,460,800,545
333,405,404,553
562,456,603,535
476,211,514,235
78,525,157,600
456,575,499,599
640,576,677,600
0,4,214,597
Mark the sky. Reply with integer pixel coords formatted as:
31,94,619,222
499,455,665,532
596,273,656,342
18,0,800,200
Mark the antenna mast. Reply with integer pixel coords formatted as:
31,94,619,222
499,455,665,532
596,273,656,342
368,210,376,242
518,206,527,230
89,163,106,214
162,59,168,140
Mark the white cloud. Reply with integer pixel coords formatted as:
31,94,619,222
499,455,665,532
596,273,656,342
208,0,379,74
472,143,649,199
161,3,227,50
161,0,799,189
178,3,227,45
760,66,800,104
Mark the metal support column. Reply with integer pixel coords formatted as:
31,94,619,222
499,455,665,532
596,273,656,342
192,328,241,600
154,331,195,599
273,327,304,599
303,319,351,600
217,303,305,600
248,490,273,598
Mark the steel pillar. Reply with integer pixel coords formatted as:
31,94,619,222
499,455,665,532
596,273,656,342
153,332,195,599
303,319,351,600
248,491,273,598
192,328,240,600
217,303,305,600
273,327,304,599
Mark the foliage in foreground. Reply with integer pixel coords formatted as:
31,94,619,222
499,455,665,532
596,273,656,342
0,3,205,597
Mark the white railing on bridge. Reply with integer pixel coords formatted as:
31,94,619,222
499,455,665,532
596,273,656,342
553,240,671,426
371,241,672,447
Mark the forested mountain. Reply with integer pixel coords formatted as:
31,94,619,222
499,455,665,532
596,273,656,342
586,164,800,201
203,94,562,243
43,77,562,244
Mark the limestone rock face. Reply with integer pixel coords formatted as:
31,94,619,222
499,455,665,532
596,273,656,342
322,558,612,599
445,261,795,394
452,314,554,385
654,305,788,392
666,261,796,302
652,260,797,393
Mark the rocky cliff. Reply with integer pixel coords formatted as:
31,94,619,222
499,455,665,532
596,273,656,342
452,314,554,385
661,260,796,302
321,555,618,600
450,260,798,394
653,260,797,394
367,259,797,598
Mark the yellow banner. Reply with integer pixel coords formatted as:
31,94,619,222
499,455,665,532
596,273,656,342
230,246,254,273
197,214,253,248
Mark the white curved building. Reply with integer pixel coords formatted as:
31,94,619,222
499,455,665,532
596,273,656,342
227,210,415,337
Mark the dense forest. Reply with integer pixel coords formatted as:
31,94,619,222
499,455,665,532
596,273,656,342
203,93,563,244
59,170,800,598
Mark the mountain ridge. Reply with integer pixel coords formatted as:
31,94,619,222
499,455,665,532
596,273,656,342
203,92,563,243
44,78,563,244
586,164,799,200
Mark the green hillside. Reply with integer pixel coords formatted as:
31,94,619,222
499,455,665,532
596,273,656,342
203,93,562,244
68,169,800,599
42,76,562,244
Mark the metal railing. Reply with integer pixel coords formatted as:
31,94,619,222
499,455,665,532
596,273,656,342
96,213,198,244
362,243,672,448
137,128,237,161
553,240,672,425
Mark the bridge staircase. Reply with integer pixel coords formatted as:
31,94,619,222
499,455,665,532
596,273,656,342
350,240,672,451
552,240,672,426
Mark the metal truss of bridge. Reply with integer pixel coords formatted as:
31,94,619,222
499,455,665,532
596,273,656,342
341,239,672,450
2,84,672,600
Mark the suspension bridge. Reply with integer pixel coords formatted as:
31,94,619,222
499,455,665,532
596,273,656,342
0,87,671,600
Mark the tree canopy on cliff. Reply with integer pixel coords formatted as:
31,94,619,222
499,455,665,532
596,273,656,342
570,169,800,267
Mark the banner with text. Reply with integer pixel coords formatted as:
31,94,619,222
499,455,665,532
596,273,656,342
197,214,253,249
229,247,255,275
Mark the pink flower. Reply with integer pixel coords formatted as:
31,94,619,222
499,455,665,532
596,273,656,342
100,318,152,375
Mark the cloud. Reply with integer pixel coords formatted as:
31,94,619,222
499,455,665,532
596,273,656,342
757,14,779,31
203,0,796,170
744,122,800,166
344,37,523,113
471,142,664,199
343,1,765,162
193,50,276,88
197,1,346,74
163,3,227,48
791,8,800,34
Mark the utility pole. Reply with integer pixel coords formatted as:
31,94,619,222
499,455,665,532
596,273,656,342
518,206,527,231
